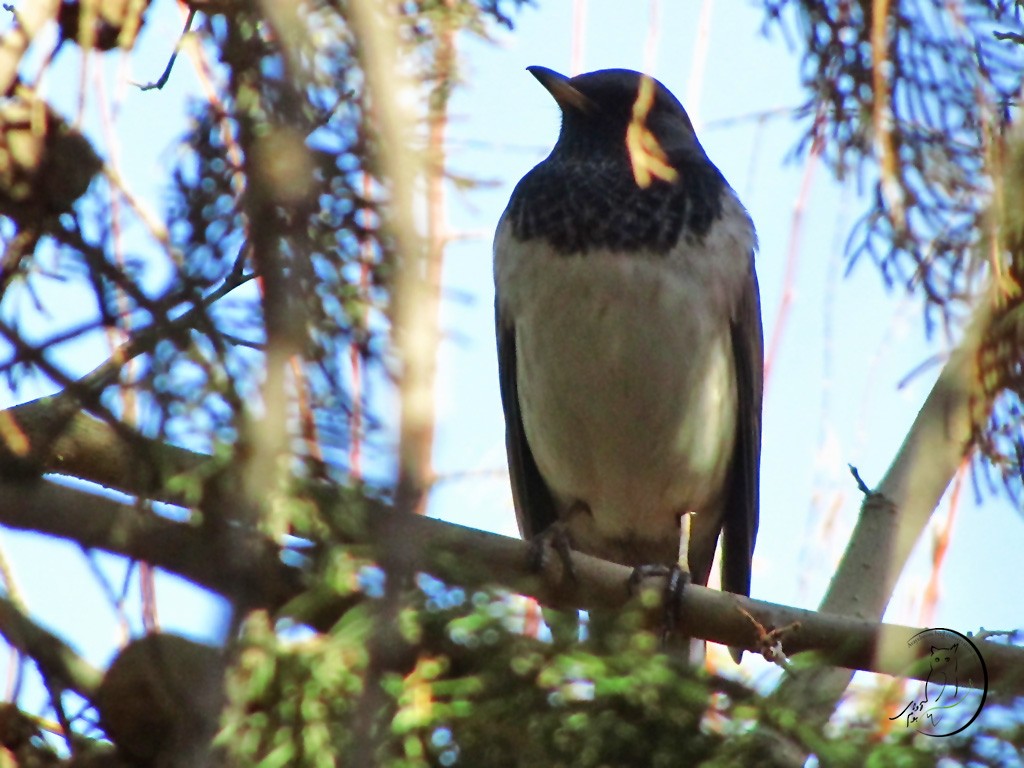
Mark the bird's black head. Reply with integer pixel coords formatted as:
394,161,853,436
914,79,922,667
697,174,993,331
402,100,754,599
528,66,702,166
504,66,727,254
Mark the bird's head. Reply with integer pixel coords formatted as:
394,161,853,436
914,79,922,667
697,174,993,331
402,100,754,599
528,67,702,187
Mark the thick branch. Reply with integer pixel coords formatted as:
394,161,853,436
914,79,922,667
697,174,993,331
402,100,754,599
777,299,995,714
345,4,433,759
0,478,301,612
0,395,204,505
822,307,988,620
349,0,431,515
0,475,1020,695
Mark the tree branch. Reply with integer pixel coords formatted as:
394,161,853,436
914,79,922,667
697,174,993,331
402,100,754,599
0,472,1020,695
0,595,101,698
0,396,204,505
777,297,996,715
0,478,302,612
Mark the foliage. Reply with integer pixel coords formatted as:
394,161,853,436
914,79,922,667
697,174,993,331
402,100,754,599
763,0,1024,500
219,581,1023,767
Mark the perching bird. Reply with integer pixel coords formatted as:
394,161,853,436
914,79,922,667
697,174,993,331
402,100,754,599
494,67,763,626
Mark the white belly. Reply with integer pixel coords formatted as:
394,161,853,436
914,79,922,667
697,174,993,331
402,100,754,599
506,247,738,562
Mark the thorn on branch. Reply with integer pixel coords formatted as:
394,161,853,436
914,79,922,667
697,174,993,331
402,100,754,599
737,606,800,669
848,464,873,495
972,626,1022,643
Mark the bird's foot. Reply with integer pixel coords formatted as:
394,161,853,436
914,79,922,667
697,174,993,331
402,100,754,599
628,563,690,647
529,519,578,584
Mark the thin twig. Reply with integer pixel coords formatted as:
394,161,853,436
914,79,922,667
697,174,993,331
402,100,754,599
135,8,196,91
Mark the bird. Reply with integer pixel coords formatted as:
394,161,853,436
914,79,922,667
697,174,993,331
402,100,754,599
493,66,763,647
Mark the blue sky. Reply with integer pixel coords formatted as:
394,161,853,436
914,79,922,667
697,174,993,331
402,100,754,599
0,0,1020,710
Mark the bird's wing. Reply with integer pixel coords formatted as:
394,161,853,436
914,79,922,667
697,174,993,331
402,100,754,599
496,309,559,541
720,253,763,598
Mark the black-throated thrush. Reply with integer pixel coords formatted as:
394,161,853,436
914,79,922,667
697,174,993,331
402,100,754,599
494,67,763,650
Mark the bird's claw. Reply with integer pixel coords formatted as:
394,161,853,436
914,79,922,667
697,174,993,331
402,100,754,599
663,565,690,642
529,522,578,584
628,563,690,646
